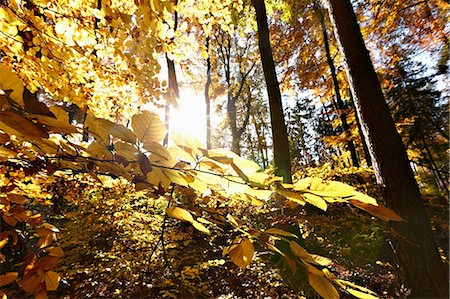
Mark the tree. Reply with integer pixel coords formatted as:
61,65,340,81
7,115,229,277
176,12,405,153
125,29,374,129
326,0,449,297
314,1,359,167
252,0,292,183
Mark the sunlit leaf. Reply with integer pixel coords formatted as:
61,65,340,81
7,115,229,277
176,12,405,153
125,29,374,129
308,273,339,299
166,206,195,223
228,237,254,268
132,111,166,144
265,228,298,238
0,64,24,106
0,112,48,139
349,200,403,221
44,271,60,291
335,279,379,298
192,220,210,234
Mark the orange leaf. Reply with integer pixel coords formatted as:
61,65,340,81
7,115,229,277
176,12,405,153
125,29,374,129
21,274,41,293
349,200,404,221
0,272,18,287
44,271,60,291
46,247,64,257
2,214,17,227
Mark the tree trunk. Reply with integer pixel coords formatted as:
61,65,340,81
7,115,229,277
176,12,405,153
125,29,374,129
326,1,448,297
315,1,359,168
163,1,179,146
204,37,212,149
349,92,373,167
422,135,448,194
252,0,291,183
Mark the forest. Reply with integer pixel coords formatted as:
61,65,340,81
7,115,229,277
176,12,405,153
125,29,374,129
0,0,448,298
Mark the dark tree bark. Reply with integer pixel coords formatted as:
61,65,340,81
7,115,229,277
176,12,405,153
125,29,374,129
326,0,448,297
252,0,291,183
163,2,179,146
204,37,212,149
314,1,359,168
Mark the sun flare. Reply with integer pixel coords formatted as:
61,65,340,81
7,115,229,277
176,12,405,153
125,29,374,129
168,88,208,146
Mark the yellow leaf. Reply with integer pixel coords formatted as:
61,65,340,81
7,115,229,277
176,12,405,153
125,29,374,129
44,271,60,291
166,206,194,223
0,272,18,287
308,273,339,299
0,63,24,106
0,238,8,249
132,111,166,144
309,254,332,266
335,279,379,299
265,228,298,238
303,193,327,211
289,241,311,259
228,237,254,268
192,220,210,235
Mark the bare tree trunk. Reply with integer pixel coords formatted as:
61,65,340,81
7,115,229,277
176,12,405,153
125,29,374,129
349,92,373,167
252,0,291,183
163,1,179,146
204,37,212,149
327,0,448,297
315,1,359,168
422,135,448,194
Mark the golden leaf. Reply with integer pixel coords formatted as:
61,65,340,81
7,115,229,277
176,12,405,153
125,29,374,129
192,220,211,235
44,271,60,291
228,237,254,268
166,206,195,223
0,64,24,106
265,228,298,238
0,272,18,287
349,200,403,221
0,111,48,139
132,111,166,144
308,273,339,299
46,247,64,257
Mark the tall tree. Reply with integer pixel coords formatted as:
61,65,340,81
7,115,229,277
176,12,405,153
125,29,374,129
204,37,212,149
164,0,180,146
252,0,292,183
314,1,359,167
326,0,449,297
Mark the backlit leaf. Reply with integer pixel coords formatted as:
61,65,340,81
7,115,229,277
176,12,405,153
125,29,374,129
308,273,339,299
44,271,60,291
228,237,254,268
0,111,48,139
192,220,210,235
132,111,166,144
0,64,24,106
349,200,403,221
166,206,195,223
265,228,298,238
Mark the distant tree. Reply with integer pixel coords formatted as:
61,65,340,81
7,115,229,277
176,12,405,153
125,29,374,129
252,0,292,183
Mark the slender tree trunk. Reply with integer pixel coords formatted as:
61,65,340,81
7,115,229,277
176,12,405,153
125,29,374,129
349,92,373,167
163,1,179,146
252,0,291,183
204,37,212,149
422,135,448,194
327,1,448,297
315,1,359,167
